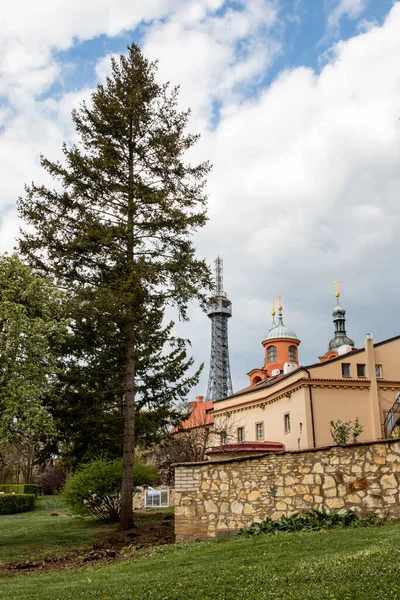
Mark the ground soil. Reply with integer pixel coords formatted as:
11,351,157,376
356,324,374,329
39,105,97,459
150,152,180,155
0,511,175,576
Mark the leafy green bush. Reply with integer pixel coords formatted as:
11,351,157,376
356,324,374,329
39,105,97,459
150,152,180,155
0,493,36,514
62,458,158,521
330,417,363,444
238,508,383,536
0,484,39,497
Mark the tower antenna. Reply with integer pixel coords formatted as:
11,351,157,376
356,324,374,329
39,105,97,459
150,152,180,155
206,257,233,400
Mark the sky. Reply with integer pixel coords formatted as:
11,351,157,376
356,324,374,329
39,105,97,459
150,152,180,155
1,0,400,398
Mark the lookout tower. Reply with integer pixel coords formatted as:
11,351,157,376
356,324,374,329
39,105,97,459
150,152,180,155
205,257,233,400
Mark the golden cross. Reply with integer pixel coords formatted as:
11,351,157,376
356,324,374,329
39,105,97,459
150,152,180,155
333,280,340,298
277,293,283,310
271,299,275,316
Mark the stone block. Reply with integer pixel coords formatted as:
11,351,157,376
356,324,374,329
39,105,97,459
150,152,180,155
374,456,386,465
326,497,345,509
322,475,336,489
294,485,309,495
231,500,243,515
313,463,324,474
244,503,255,515
346,494,361,504
381,474,397,489
325,488,337,498
204,499,218,513
248,490,261,501
348,478,368,492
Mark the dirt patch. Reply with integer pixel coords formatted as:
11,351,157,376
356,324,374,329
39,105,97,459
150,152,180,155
0,511,174,576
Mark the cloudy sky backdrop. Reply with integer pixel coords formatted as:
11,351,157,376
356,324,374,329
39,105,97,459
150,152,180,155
1,0,400,396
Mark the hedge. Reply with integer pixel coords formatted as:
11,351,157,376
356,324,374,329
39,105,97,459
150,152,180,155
0,494,36,514
0,484,39,497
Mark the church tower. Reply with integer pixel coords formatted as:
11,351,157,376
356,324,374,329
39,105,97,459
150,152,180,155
319,281,355,362
247,297,300,386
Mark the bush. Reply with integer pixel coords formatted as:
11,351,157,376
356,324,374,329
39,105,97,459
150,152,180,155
0,493,36,514
238,508,383,536
0,484,39,497
62,458,158,521
330,417,363,444
32,465,65,495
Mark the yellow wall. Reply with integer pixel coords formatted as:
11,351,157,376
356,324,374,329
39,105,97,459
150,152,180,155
210,336,400,451
213,386,310,451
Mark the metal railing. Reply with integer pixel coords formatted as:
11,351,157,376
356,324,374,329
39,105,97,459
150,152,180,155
382,393,400,438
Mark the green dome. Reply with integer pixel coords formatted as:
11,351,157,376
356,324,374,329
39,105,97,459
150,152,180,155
328,335,355,350
264,320,299,341
332,304,345,317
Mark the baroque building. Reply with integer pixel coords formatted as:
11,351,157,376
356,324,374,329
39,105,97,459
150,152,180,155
207,287,400,452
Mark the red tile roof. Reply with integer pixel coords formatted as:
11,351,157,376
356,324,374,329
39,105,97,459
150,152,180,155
207,441,285,454
173,396,214,432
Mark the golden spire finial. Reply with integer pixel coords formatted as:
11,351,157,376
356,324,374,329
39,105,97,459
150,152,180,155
277,293,283,311
334,280,340,299
271,299,276,316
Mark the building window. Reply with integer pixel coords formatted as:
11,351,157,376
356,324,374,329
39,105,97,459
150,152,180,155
341,363,351,377
237,427,245,443
357,364,366,378
288,345,297,361
376,365,383,379
220,431,227,445
256,422,264,440
284,413,291,433
268,345,277,362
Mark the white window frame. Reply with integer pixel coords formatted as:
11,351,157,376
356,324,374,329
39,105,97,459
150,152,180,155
256,422,264,441
144,487,170,509
237,427,245,443
376,365,383,379
284,412,291,434
288,345,297,361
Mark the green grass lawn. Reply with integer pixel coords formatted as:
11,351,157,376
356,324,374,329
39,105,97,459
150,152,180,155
1,521,400,599
0,496,116,564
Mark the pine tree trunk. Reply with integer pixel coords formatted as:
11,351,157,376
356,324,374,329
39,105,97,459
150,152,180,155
120,319,135,530
119,115,136,531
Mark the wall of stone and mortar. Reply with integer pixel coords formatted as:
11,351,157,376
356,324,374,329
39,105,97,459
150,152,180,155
174,439,400,541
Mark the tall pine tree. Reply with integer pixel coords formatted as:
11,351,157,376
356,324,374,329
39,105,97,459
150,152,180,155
19,44,211,529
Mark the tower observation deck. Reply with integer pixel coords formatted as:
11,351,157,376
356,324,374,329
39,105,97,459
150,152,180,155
206,257,233,400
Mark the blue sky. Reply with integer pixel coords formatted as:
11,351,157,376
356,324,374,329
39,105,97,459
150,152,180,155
1,0,400,398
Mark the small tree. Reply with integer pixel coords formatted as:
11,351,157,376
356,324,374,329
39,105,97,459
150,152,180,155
0,254,67,481
330,417,363,445
62,457,158,521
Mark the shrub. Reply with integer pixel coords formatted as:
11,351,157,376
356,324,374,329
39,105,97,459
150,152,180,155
0,484,39,497
32,465,65,495
330,417,363,444
62,458,158,521
0,493,36,514
237,507,383,537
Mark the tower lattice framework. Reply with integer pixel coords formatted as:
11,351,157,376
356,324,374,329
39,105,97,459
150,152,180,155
206,257,233,400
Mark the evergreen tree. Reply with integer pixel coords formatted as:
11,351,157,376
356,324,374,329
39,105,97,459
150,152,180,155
19,44,211,529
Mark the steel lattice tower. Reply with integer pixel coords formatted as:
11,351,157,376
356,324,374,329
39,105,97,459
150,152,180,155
206,257,233,400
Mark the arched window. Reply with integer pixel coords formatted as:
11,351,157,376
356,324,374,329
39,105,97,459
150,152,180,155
289,345,297,361
252,376,262,385
267,345,277,362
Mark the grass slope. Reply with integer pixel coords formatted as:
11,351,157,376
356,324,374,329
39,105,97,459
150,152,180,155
1,522,400,600
0,496,116,564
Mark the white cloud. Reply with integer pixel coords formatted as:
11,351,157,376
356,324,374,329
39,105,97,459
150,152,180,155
327,0,367,32
1,0,400,398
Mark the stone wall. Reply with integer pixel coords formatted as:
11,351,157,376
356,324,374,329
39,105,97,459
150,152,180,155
174,439,400,541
